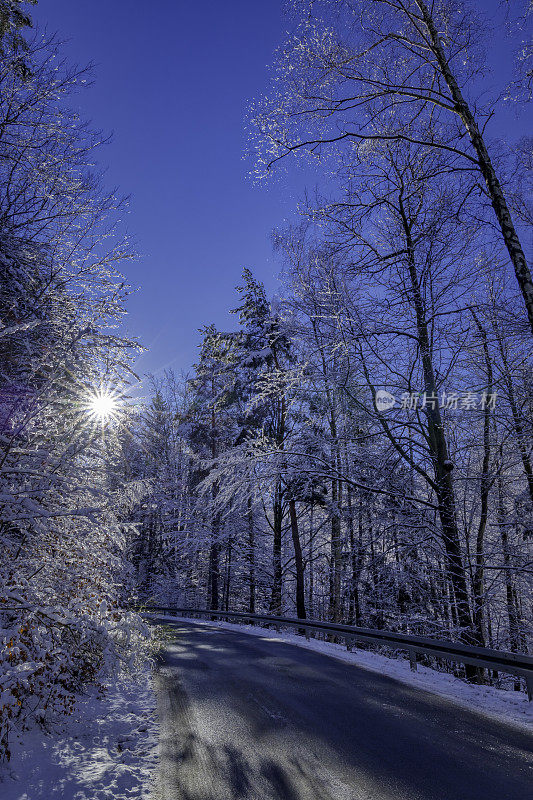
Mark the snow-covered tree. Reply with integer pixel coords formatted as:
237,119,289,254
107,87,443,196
0,26,149,760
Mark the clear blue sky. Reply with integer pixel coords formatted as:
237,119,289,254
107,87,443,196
33,1,530,385
35,0,297,382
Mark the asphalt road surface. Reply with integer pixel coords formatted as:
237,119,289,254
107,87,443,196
150,619,532,800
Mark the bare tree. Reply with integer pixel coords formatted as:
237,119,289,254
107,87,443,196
252,0,533,332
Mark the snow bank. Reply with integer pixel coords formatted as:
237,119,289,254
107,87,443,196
0,666,159,800
158,614,533,733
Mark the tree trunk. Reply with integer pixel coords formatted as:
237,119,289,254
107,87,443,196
289,498,306,619
493,323,533,504
207,522,220,611
399,193,474,645
208,403,220,611
329,475,343,624
497,473,525,655
223,533,232,612
270,477,283,615
308,504,314,617
471,312,493,650
347,485,362,625
417,0,533,334
247,493,255,614
270,384,286,617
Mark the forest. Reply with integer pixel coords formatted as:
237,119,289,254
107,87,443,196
1,0,532,764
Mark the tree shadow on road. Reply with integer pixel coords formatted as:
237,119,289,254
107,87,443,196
150,622,533,800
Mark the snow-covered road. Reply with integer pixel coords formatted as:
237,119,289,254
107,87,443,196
151,618,532,800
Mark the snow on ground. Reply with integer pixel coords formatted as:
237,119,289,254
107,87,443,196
155,614,533,733
0,666,159,800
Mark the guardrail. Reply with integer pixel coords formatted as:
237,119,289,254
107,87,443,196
143,605,533,700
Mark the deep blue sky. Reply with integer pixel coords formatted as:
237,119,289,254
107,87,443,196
35,0,297,382
33,1,530,385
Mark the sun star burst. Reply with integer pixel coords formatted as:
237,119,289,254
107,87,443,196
85,388,119,422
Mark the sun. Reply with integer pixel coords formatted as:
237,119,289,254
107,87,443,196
85,388,119,422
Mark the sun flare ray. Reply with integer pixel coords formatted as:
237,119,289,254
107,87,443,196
85,388,120,422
